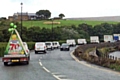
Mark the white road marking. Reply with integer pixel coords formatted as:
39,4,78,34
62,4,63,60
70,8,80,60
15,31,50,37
53,75,61,80
42,67,50,73
60,79,74,80
39,62,43,66
56,75,67,78
52,72,60,75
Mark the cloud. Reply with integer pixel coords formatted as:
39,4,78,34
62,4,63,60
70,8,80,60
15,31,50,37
0,0,120,18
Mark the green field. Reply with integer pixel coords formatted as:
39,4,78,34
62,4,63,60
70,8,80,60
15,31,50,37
23,20,119,29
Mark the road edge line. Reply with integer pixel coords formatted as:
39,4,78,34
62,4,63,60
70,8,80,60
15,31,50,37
70,50,120,75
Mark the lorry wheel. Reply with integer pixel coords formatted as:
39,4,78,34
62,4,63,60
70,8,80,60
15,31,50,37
4,62,8,66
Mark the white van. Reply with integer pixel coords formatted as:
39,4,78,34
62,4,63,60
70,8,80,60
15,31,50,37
66,39,76,46
53,41,60,49
45,42,54,50
34,42,47,53
77,39,87,45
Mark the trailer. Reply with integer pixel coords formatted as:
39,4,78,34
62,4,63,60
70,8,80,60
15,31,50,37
104,35,113,42
77,39,87,45
113,34,120,41
90,36,99,43
2,23,30,66
66,39,76,46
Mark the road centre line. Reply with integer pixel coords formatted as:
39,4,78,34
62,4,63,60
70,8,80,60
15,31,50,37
39,62,72,80
42,67,50,73
55,75,67,78
52,72,61,75
60,79,73,80
39,62,43,66
53,75,61,80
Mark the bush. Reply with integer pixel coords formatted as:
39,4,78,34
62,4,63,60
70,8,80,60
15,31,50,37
58,40,66,45
27,42,35,50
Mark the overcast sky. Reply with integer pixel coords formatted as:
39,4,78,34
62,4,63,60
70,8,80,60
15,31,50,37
1,0,120,18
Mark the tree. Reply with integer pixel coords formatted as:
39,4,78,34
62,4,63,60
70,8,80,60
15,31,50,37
59,13,65,19
36,10,51,20
0,17,7,20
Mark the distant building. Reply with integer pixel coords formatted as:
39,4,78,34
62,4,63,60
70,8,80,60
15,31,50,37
8,12,37,21
8,16,14,21
28,13,37,20
53,17,61,20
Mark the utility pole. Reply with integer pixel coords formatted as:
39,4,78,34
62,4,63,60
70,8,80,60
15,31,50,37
20,2,23,39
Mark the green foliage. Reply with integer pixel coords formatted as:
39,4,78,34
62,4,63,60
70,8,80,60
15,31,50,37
0,42,7,57
36,10,51,20
59,13,65,19
22,20,118,28
0,20,120,42
27,42,35,50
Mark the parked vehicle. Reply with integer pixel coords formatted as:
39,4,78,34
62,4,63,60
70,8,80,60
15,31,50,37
45,42,54,50
34,42,47,54
66,39,76,46
90,36,99,43
2,29,30,66
104,35,113,42
77,39,87,45
52,41,60,49
60,43,70,51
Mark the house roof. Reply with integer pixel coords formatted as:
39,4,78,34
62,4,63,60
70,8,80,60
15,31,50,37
28,13,36,16
13,12,36,16
14,12,28,16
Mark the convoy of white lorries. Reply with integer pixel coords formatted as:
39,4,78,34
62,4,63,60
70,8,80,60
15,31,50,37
66,34,120,46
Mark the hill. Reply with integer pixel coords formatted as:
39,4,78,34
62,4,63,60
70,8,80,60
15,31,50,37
23,19,119,28
66,16,120,22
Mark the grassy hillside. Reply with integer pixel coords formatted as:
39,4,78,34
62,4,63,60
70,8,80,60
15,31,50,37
23,20,119,28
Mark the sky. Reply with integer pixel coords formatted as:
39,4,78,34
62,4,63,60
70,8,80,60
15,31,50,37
0,0,120,18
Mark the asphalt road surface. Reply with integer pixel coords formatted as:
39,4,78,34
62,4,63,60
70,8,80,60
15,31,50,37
0,46,120,80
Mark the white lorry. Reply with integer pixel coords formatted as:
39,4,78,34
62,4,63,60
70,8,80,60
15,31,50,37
77,39,87,45
90,36,99,43
113,34,120,41
104,35,113,42
66,39,76,46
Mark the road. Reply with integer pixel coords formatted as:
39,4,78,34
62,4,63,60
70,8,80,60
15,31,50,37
0,46,120,80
